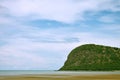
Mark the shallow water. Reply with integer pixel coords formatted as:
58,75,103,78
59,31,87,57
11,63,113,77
0,70,120,76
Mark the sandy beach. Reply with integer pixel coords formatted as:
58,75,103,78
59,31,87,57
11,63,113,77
0,74,120,80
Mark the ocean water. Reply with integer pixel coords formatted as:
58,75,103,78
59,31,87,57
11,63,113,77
0,70,120,76
0,70,55,76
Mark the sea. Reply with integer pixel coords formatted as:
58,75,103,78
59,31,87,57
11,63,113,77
0,70,120,76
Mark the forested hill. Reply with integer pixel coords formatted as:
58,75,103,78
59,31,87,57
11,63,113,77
60,44,120,71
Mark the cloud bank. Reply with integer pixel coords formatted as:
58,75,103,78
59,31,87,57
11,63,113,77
0,0,120,70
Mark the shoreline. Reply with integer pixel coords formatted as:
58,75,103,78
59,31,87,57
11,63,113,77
0,74,120,80
0,71,120,80
0,71,120,76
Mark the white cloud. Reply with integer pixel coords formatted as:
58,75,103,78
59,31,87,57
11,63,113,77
99,14,120,23
98,24,120,34
0,45,46,70
99,16,115,23
1,0,119,23
0,16,14,24
101,0,120,12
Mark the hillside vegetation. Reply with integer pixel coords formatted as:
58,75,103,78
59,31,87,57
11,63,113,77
60,44,120,71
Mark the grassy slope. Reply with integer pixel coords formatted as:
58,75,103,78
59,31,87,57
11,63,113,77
60,44,120,71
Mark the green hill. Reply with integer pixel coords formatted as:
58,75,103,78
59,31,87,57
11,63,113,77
59,44,120,71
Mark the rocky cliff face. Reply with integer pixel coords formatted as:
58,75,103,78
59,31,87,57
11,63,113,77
60,44,120,71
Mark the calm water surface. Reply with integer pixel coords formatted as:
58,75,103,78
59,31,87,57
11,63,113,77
0,70,120,76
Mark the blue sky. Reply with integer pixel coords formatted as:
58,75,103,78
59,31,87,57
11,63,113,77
0,0,120,70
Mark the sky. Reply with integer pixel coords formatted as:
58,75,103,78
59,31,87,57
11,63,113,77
0,0,120,70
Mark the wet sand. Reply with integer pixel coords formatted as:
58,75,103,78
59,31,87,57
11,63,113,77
0,74,120,80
